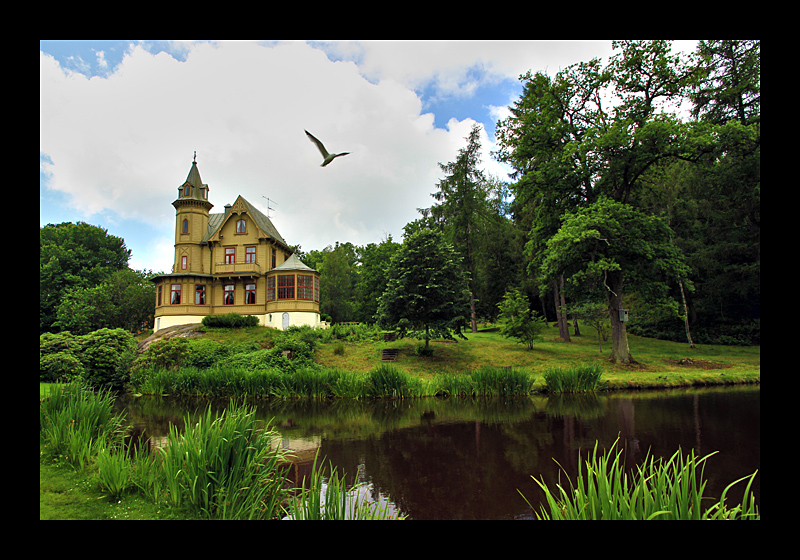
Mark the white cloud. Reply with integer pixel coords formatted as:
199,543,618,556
40,41,499,263
43,40,690,268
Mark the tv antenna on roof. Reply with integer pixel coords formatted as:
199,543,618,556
262,196,277,218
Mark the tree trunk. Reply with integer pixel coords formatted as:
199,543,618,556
552,278,570,342
559,275,571,342
469,291,477,334
678,277,695,349
606,270,632,364
466,227,477,333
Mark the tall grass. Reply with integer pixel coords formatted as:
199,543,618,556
132,364,542,399
543,363,604,393
132,364,442,399
39,381,128,471
435,367,535,397
520,439,759,520
159,400,291,519
470,366,535,396
97,442,133,500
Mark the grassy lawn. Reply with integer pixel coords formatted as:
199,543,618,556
313,323,760,390
39,452,189,520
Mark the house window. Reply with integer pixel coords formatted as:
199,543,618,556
298,275,314,300
245,246,256,263
245,283,256,304
171,284,181,305
224,284,235,305
314,277,320,302
157,285,162,306
272,248,277,269
277,275,295,299
225,247,235,264
236,219,246,234
195,285,206,305
267,276,276,300
181,256,187,270
182,218,189,234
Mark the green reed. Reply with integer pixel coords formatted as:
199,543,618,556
434,367,534,397
470,366,535,396
543,363,604,393
97,442,133,500
520,438,759,520
133,363,541,399
289,454,403,520
159,400,290,519
366,365,426,398
39,381,128,471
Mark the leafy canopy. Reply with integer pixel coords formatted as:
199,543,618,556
376,229,471,347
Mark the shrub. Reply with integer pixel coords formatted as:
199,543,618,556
497,288,546,349
202,313,259,329
133,337,191,372
40,331,84,382
40,352,84,383
79,328,137,391
184,338,231,368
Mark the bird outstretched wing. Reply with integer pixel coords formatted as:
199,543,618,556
305,129,350,167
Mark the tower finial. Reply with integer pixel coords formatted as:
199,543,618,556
193,151,197,163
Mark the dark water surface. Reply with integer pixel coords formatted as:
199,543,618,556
118,385,760,520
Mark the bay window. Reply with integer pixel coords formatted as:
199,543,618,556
277,275,294,299
298,275,314,300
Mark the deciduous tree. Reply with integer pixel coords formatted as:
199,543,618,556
376,229,471,349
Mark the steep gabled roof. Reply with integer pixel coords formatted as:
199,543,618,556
202,195,290,251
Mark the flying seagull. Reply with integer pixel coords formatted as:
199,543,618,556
305,130,350,167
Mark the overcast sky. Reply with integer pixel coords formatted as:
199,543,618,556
40,40,699,273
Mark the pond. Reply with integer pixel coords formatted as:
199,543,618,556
117,385,760,520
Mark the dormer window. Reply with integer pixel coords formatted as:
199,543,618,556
236,219,246,234
183,184,191,197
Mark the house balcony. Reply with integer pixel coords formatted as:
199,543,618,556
213,260,262,278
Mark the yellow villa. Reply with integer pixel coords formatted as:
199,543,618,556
151,156,321,331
